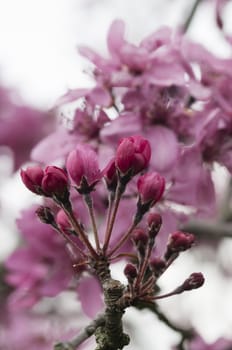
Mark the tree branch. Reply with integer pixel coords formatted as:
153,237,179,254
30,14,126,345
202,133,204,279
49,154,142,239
181,220,232,239
135,301,193,339
54,314,105,350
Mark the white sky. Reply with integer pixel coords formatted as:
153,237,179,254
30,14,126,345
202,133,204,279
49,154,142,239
0,0,230,107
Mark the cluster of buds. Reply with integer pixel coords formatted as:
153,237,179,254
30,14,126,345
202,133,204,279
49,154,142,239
20,135,204,308
21,166,70,203
122,213,204,304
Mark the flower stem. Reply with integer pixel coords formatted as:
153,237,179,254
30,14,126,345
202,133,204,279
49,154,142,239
103,184,123,253
134,242,153,291
84,193,101,252
63,207,98,259
107,221,137,258
52,224,88,259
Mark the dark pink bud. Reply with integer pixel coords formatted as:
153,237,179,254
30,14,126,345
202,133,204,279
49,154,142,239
181,273,205,291
115,135,151,175
137,172,165,205
36,206,55,225
147,213,162,238
20,166,44,194
41,166,69,197
103,158,118,191
66,145,102,193
167,231,195,253
150,257,166,277
132,228,148,246
56,209,72,233
124,263,137,280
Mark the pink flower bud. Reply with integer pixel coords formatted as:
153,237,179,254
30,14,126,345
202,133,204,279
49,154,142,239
137,172,165,205
132,228,148,246
56,209,72,233
181,272,205,291
20,166,44,194
167,231,195,253
103,158,118,191
41,166,69,197
147,213,162,238
66,145,102,193
36,206,55,225
150,257,166,277
115,135,151,175
124,263,137,280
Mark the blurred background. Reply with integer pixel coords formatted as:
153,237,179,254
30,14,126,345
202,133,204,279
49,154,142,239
1,0,232,349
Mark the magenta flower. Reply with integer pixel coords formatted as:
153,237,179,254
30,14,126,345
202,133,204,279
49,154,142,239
20,166,44,194
0,101,54,170
115,135,151,175
66,145,102,193
137,172,165,205
5,206,75,309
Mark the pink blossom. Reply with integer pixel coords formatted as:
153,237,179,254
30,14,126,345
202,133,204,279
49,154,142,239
77,275,104,318
5,206,75,309
0,87,54,170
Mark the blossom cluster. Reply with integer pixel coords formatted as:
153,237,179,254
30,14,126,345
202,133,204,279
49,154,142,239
2,11,232,349
4,134,205,349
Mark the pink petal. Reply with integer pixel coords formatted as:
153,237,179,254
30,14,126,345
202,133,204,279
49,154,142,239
147,126,179,173
77,276,103,318
107,19,125,56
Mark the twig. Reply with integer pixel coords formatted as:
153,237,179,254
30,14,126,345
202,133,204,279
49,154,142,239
182,0,203,33
54,314,105,350
135,301,193,339
181,220,232,239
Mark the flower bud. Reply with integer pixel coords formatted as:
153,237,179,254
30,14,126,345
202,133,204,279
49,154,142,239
36,206,55,225
42,166,69,198
181,272,205,291
132,228,148,246
115,135,151,175
165,231,195,260
56,209,72,233
20,166,44,194
132,228,148,257
137,172,165,205
124,263,137,281
103,158,118,192
66,145,102,193
150,257,166,277
147,213,162,239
